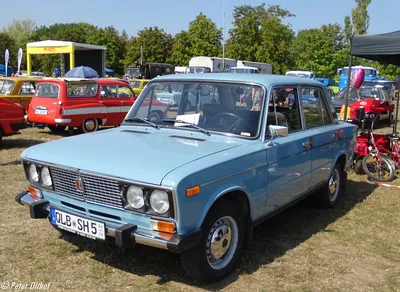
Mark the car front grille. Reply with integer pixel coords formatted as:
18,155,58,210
51,167,123,209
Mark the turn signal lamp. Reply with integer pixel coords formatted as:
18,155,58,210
28,185,43,200
150,219,175,234
186,185,200,197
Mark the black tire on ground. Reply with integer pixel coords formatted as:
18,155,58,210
313,163,345,208
354,159,364,174
48,125,66,134
362,154,395,182
180,199,245,283
80,118,99,133
149,111,162,121
0,127,3,145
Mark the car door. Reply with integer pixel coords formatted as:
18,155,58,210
18,81,37,108
264,86,312,213
99,85,122,125
117,84,136,121
300,86,338,187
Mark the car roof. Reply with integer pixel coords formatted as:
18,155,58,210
0,77,42,82
152,73,324,87
36,78,129,86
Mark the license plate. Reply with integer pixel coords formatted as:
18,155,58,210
50,208,105,240
34,109,48,115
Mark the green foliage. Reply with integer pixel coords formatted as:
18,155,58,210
87,26,127,74
291,24,347,77
344,16,352,46
351,0,372,35
169,13,222,66
256,17,295,75
225,4,295,73
123,27,172,68
0,32,16,68
2,19,36,49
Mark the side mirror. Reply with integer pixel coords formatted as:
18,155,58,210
267,125,288,146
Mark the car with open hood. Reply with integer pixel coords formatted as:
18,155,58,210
16,73,357,282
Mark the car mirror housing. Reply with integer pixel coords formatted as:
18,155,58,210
267,125,288,146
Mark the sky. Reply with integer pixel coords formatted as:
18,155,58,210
0,0,397,39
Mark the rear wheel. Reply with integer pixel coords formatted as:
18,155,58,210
80,118,99,133
314,163,344,208
362,153,395,182
149,111,162,121
180,199,244,283
48,125,66,134
0,127,3,145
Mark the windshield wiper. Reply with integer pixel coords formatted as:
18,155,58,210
163,119,210,136
124,117,160,129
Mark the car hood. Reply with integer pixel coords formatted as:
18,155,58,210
22,127,243,185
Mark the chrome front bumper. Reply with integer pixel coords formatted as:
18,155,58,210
15,191,201,253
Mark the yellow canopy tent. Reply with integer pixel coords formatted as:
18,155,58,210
26,40,106,77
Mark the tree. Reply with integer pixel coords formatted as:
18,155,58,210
169,30,192,66
87,26,127,74
123,27,172,68
344,16,352,45
2,19,36,48
0,33,16,68
226,4,294,64
352,0,372,35
291,24,347,77
256,17,295,74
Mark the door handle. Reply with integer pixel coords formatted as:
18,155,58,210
303,138,314,148
21,97,27,100
332,132,338,139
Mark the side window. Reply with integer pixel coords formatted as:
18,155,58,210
300,87,331,128
100,85,117,98
19,82,36,95
117,85,135,98
267,87,302,133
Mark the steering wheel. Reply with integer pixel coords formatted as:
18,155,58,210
212,112,252,134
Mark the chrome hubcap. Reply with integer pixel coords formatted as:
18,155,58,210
328,169,340,202
84,120,95,131
206,216,238,270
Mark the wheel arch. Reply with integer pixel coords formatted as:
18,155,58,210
200,187,253,248
333,151,348,172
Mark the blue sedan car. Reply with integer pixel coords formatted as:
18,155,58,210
16,74,357,282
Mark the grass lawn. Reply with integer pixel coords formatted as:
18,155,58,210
0,125,400,291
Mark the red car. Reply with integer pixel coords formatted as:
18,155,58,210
0,97,26,143
27,78,140,134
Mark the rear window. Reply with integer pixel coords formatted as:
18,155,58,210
35,84,59,98
0,80,15,94
67,83,98,98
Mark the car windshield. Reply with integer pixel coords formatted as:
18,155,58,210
125,68,140,76
124,81,266,138
341,68,375,76
335,86,383,100
0,80,15,94
35,83,60,98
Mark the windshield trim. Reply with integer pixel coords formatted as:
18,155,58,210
123,79,268,141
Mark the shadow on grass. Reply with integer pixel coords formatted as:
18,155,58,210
0,138,45,150
60,180,377,289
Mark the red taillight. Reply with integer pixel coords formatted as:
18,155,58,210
58,107,64,117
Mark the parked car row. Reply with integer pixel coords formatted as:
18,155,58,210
0,76,158,144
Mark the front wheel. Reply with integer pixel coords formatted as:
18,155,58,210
180,199,244,283
48,125,66,134
362,153,395,182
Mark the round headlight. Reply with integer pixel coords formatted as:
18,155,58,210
126,186,144,209
28,164,39,183
150,190,170,214
41,167,52,187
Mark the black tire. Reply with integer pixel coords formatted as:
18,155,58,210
362,154,395,182
0,127,3,145
354,159,364,174
180,199,244,283
48,125,66,134
149,111,162,121
314,163,344,208
80,118,99,133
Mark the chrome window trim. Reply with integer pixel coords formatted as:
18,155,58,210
22,158,178,221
